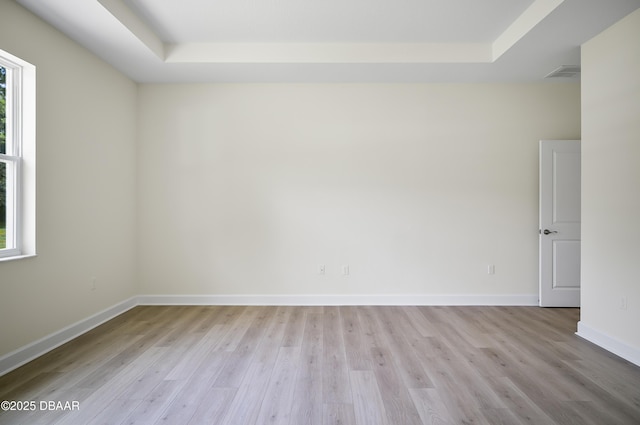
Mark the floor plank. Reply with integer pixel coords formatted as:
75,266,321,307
289,313,324,425
370,347,422,425
409,388,455,425
322,403,356,425
255,346,300,425
350,370,388,425
322,307,352,404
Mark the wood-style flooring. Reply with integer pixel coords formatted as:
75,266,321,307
0,306,639,424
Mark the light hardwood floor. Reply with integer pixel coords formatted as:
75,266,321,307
1,306,639,424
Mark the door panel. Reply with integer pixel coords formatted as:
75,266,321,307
552,240,580,288
552,151,581,223
539,140,581,307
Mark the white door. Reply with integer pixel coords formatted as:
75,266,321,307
539,140,581,307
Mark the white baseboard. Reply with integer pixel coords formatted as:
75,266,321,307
576,321,640,367
137,293,539,306
0,297,138,377
0,293,537,377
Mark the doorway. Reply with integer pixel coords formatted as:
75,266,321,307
539,139,581,307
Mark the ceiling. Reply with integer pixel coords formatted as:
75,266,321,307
16,0,640,83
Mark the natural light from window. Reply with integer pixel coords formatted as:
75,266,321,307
1,64,7,250
0,49,36,260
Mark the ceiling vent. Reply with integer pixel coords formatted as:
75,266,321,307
545,65,581,78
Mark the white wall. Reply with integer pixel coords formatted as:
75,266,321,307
137,83,580,299
580,9,640,361
0,2,138,356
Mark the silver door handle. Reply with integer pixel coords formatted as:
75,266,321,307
543,229,558,235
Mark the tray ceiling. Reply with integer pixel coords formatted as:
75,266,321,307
15,0,640,83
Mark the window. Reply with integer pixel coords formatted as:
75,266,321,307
0,49,35,260
0,65,5,249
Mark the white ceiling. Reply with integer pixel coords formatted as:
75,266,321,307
123,0,532,43
15,0,640,83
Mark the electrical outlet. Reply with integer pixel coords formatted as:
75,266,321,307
342,265,350,276
620,296,628,310
318,265,326,275
91,276,97,291
487,264,495,275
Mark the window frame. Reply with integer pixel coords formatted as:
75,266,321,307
0,49,36,261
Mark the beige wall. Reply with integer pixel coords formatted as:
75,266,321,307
581,10,640,353
0,2,138,356
137,83,580,297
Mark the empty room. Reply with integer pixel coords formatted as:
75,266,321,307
1,0,639,424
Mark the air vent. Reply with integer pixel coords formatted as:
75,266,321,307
545,65,581,78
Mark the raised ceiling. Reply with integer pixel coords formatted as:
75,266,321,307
16,0,640,83
123,0,532,43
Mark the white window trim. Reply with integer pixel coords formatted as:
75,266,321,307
0,49,36,261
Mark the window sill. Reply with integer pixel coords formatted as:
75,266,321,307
0,254,37,263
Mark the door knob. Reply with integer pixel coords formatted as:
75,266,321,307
543,229,558,235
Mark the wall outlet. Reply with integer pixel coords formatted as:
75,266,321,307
342,265,350,276
620,296,628,310
487,264,495,275
317,264,326,275
90,276,97,291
